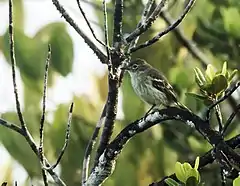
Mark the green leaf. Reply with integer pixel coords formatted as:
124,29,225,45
13,0,24,30
233,175,240,186
205,64,215,82
221,62,227,76
211,74,228,94
194,157,200,170
165,178,180,186
175,162,187,183
187,169,200,183
0,113,41,177
185,93,207,101
2,29,47,81
228,69,238,82
34,23,73,76
221,7,240,37
183,162,192,172
194,68,206,87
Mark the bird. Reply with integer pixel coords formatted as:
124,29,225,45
122,58,188,114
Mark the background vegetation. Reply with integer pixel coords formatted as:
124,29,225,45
0,0,239,185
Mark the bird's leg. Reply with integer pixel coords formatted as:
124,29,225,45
144,104,156,118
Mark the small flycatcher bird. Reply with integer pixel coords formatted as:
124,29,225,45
123,58,188,113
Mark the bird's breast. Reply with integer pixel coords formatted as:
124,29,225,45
129,72,168,106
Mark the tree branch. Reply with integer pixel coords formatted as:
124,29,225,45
0,118,24,135
113,0,123,45
222,104,240,135
9,0,26,132
150,134,240,186
76,0,105,47
45,103,73,171
130,0,196,53
93,0,124,171
94,78,119,166
103,0,112,74
87,105,240,185
126,0,168,43
7,1,66,185
39,44,51,186
159,11,209,68
52,0,108,64
128,0,155,51
82,104,107,184
206,82,240,122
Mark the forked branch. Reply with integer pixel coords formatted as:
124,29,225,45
130,0,196,53
52,0,108,64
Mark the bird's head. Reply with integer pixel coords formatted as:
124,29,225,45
122,58,149,73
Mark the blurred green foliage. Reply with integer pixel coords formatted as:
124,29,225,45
0,0,239,185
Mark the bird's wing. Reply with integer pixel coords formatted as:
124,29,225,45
150,69,178,104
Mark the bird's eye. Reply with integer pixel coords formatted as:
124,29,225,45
132,64,138,69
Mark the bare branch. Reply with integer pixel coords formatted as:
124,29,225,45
128,0,154,51
206,82,240,122
0,118,24,135
76,0,105,47
9,0,26,131
0,118,66,185
82,104,107,185
93,0,124,171
160,11,209,68
39,45,51,186
7,1,67,185
52,0,108,64
113,0,124,45
126,0,168,43
130,0,196,53
222,104,240,135
94,78,119,167
103,0,112,71
87,107,240,185
45,103,73,171
215,103,223,131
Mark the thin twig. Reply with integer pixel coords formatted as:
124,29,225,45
160,11,209,68
52,0,107,64
76,0,105,46
9,0,27,131
45,103,74,171
0,118,24,135
82,104,107,184
130,0,196,53
0,118,66,185
206,82,240,122
103,0,112,73
39,45,51,186
128,0,154,51
215,104,223,132
7,1,66,185
126,0,168,43
222,104,240,135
